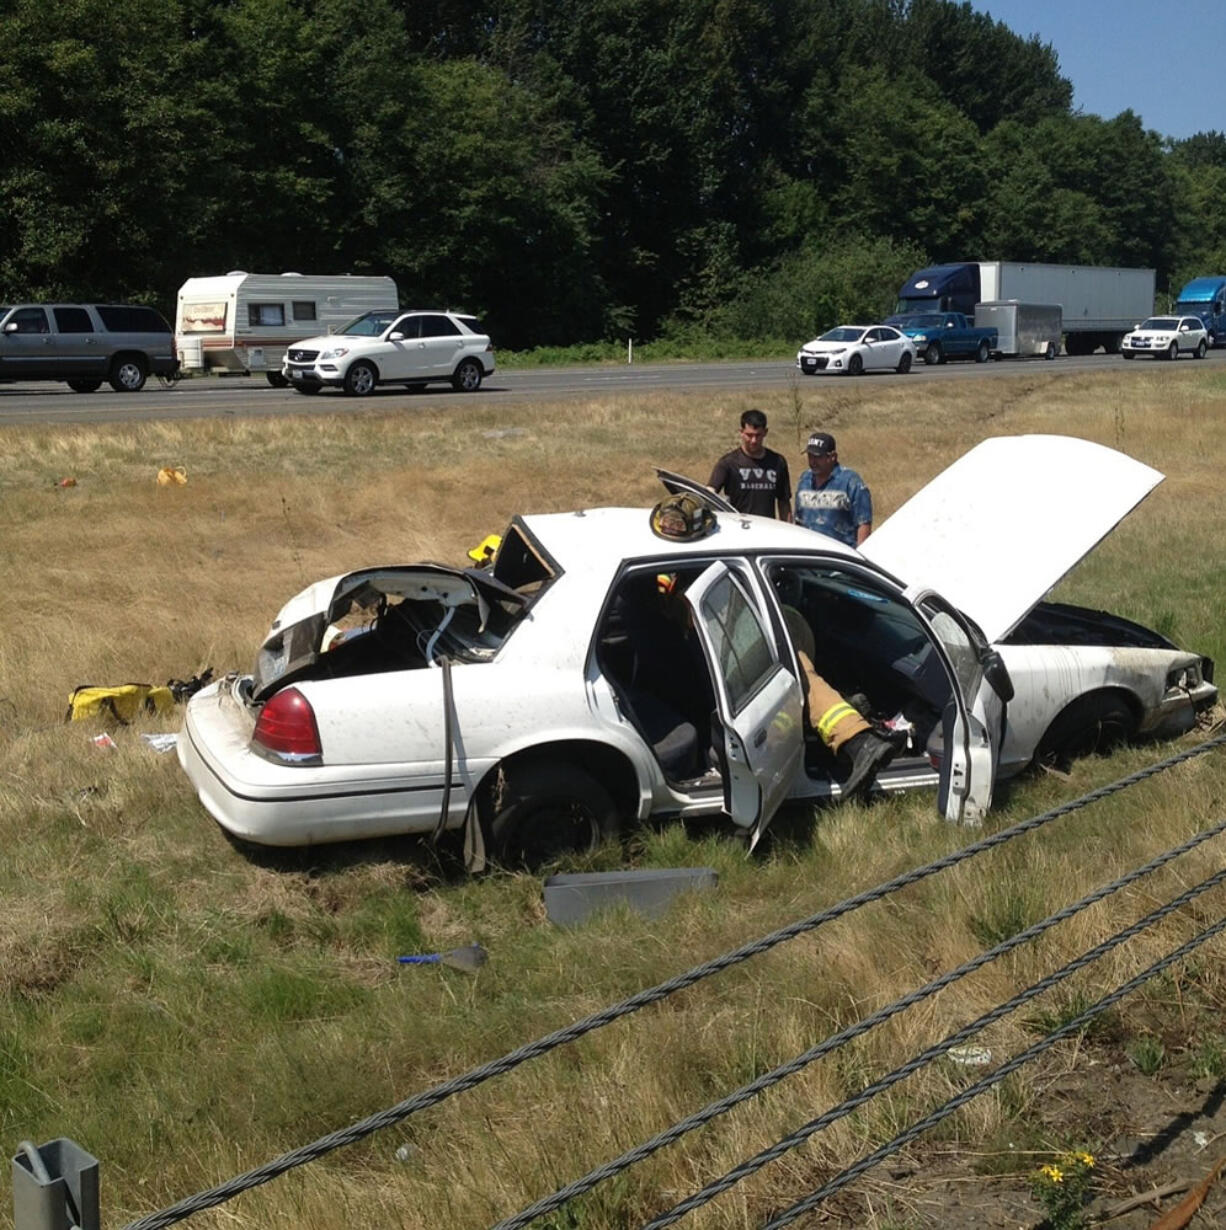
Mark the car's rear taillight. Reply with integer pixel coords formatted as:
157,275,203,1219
252,687,322,764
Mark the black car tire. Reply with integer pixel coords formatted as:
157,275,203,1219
1167,341,1179,361
896,351,912,374
1036,693,1136,771
266,371,289,388
1196,339,1208,359
1123,351,1135,359
924,343,942,366
108,354,148,392
847,353,864,376
490,762,619,869
292,381,322,395
975,340,989,362
451,358,483,392
67,380,102,393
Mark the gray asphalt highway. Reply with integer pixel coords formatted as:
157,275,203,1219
0,349,1220,427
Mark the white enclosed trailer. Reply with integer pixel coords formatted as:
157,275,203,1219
974,302,1063,358
175,272,398,385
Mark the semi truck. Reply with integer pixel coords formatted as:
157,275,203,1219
895,262,1155,355
1172,276,1226,345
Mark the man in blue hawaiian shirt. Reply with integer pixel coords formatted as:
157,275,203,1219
793,432,872,546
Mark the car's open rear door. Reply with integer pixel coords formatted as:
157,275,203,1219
683,562,804,850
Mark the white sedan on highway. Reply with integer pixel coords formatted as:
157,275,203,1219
178,436,1215,865
796,325,917,375
1121,316,1209,361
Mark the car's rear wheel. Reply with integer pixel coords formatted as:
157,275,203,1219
343,361,377,396
1167,341,1179,361
1196,339,1208,359
924,343,942,366
1036,693,1136,772
108,354,147,392
896,351,912,374
67,380,102,393
490,762,620,869
452,358,483,392
975,340,989,362
847,353,864,376
266,371,289,388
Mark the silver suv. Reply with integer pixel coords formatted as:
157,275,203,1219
0,303,179,392
282,309,495,395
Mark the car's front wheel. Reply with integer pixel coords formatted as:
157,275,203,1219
1167,341,1179,361
266,371,289,388
292,380,322,395
490,761,620,869
847,353,864,376
343,360,378,396
451,358,483,392
1036,693,1136,772
896,351,912,374
108,354,148,392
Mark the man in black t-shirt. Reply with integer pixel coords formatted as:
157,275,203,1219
708,408,792,520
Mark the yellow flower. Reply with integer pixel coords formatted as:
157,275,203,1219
1073,1152,1095,1169
1039,1164,1064,1184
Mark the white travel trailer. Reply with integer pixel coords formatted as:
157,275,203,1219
174,272,398,386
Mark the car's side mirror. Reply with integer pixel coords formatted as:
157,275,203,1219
2,321,17,334
389,331,405,342
981,649,1014,703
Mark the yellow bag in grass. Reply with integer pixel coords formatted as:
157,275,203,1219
156,466,187,486
66,683,176,724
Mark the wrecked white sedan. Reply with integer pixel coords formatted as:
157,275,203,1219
178,436,1215,863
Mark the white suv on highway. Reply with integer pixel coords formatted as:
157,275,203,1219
282,309,494,395
1121,315,1209,361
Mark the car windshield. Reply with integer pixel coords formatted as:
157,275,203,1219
338,310,400,336
819,327,867,343
892,315,943,328
1140,317,1178,330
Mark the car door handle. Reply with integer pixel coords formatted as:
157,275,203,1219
752,727,768,748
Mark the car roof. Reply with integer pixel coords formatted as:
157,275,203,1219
520,506,858,578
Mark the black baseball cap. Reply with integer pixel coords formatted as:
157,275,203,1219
805,432,836,455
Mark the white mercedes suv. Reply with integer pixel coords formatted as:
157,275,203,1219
282,309,494,395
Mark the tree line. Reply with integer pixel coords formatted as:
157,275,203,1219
2,0,1224,349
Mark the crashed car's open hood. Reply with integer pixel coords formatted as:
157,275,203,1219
251,564,523,702
859,435,1163,643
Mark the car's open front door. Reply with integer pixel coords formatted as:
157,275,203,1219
914,591,1008,824
683,562,804,850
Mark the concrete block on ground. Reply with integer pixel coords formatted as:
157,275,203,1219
543,867,718,926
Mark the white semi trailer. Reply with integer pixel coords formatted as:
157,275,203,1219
896,262,1155,355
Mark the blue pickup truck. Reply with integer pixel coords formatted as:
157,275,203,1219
883,311,997,365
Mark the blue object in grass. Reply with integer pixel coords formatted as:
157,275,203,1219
397,943,487,972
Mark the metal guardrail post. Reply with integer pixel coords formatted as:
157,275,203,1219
12,1139,100,1230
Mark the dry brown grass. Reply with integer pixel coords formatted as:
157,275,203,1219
3,365,1226,1229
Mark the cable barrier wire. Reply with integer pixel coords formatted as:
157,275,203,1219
645,868,1226,1228
759,910,1226,1229
492,816,1226,1229
121,731,1226,1230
